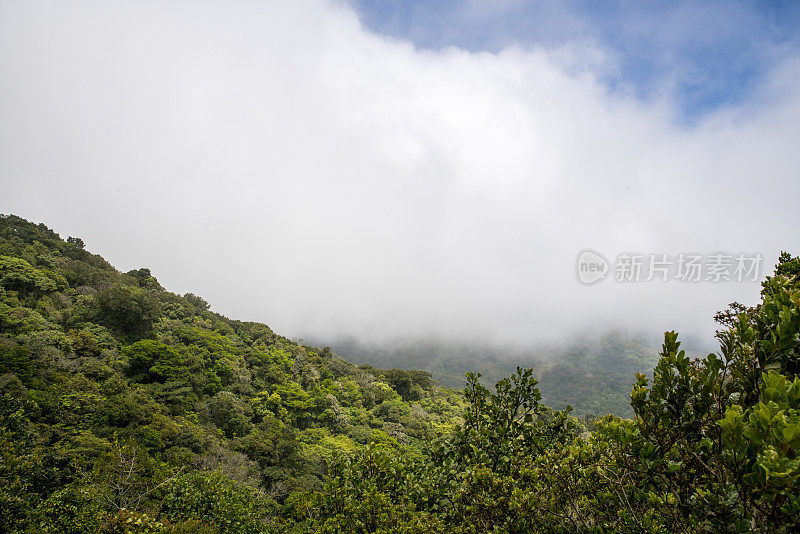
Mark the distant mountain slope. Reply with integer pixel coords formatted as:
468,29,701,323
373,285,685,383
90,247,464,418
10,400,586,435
321,333,661,417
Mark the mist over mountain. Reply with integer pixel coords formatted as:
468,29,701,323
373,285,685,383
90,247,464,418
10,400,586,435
2,0,798,350
309,330,717,417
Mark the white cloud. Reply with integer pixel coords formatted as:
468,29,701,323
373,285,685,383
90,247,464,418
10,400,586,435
1,0,798,348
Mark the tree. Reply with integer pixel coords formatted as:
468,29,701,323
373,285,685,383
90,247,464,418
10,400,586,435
123,339,190,383
95,284,161,340
66,236,85,249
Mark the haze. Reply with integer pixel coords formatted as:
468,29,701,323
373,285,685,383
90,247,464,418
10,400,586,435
2,0,799,349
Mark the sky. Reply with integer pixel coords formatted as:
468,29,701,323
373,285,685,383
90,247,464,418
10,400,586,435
351,0,800,120
1,0,799,350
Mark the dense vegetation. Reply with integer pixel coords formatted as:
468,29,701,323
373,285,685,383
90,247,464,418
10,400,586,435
324,334,665,418
1,213,798,532
0,215,464,532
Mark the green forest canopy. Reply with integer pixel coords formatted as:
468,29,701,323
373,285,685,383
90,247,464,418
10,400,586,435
1,213,798,533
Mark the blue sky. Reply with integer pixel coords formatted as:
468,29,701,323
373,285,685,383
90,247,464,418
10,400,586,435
349,0,800,121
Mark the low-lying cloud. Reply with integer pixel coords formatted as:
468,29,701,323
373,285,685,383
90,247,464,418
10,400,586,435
1,0,799,348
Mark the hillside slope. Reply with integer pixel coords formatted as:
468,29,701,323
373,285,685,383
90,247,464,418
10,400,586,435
325,333,661,417
0,214,464,532
3,213,798,533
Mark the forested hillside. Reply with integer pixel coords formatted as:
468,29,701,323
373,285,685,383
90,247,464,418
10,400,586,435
324,333,662,418
1,213,799,533
0,214,465,532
